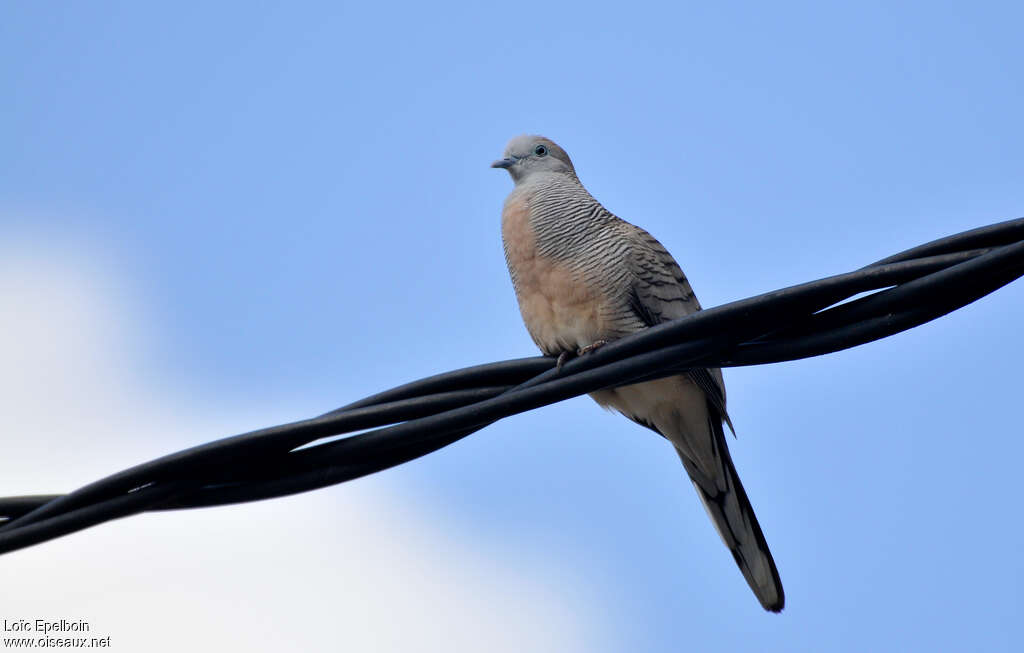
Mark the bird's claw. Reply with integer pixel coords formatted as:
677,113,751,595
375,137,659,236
577,340,608,356
555,351,572,371
556,340,608,372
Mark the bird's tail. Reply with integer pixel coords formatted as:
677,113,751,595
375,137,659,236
676,425,785,612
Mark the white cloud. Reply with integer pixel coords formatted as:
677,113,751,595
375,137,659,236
0,236,598,652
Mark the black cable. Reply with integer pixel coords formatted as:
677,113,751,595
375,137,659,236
1,217,1022,556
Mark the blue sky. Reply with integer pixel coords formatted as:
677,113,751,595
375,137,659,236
3,2,1023,650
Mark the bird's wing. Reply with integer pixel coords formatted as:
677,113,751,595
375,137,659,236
624,226,732,431
625,227,701,321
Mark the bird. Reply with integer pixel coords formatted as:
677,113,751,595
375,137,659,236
492,134,784,612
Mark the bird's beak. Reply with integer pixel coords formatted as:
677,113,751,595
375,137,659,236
490,157,516,169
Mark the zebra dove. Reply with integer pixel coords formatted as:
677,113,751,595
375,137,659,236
492,134,784,612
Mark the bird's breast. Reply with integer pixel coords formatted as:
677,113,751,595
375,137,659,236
501,193,611,355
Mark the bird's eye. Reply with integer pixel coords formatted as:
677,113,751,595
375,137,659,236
534,145,548,156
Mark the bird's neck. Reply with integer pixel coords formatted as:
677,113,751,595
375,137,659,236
518,174,613,252
514,173,604,216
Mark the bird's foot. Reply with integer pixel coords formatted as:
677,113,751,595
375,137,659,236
577,340,608,356
555,340,608,372
555,350,573,371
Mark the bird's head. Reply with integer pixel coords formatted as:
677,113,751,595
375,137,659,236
491,135,576,184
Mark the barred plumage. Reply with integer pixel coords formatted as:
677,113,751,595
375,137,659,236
494,134,784,612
